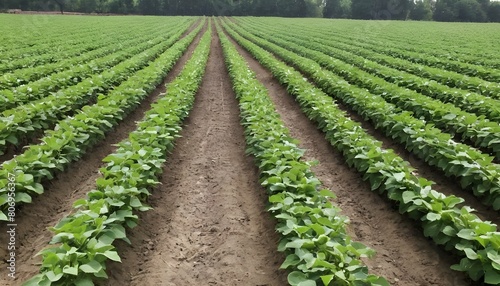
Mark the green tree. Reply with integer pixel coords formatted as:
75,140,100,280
138,0,161,14
434,0,457,21
409,0,433,20
488,1,500,21
324,0,351,18
455,0,487,21
351,0,372,18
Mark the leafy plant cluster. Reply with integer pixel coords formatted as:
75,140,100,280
260,17,500,69
314,40,500,124
328,34,500,98
0,26,105,72
0,18,171,91
0,19,194,156
218,23,389,286
0,21,203,221
23,20,211,286
227,20,500,212
0,20,188,112
1,35,99,75
317,30,500,83
238,23,500,161
336,31,500,69
239,18,500,124
222,19,500,285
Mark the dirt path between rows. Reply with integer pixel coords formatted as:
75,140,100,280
104,23,287,286
222,25,471,286
342,106,500,226
0,20,204,286
225,22,500,227
0,19,202,165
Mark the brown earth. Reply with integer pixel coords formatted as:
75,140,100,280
0,16,490,286
221,23,471,286
0,19,204,286
104,22,287,286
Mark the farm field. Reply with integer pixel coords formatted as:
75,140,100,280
0,14,499,286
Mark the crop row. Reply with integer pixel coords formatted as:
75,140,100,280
262,27,500,125
282,19,500,71
0,24,122,73
227,20,500,211
0,20,169,90
237,21,500,160
329,28,500,72
222,19,500,285
330,32,500,82
24,22,211,286
241,18,500,99
0,21,187,113
0,21,203,220
0,20,194,156
218,22,389,286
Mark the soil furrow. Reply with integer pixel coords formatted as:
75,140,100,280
231,25,499,226
104,23,287,286
0,19,205,286
0,19,202,164
223,26,471,286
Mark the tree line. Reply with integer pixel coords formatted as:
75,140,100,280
1,0,499,22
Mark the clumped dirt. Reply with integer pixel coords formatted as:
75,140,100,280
222,26,472,286
0,20,204,286
104,23,287,286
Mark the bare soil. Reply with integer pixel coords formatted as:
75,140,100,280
104,23,287,286
0,20,204,286
222,25,472,286
0,16,490,286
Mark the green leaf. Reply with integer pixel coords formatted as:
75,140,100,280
102,250,121,262
45,271,63,282
319,189,336,198
484,268,500,284
426,212,441,221
298,281,316,286
288,271,313,286
464,248,478,260
0,211,8,221
79,260,102,273
15,192,32,203
62,265,78,276
320,275,334,285
393,172,405,182
280,254,300,269
74,277,94,286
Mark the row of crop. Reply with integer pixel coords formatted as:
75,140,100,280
240,19,500,124
256,26,500,125
217,23,389,286
0,21,204,220
0,19,170,89
281,19,500,70
323,34,500,98
226,20,500,211
23,23,211,286
0,23,122,73
0,21,194,156
0,23,100,63
222,20,500,285
240,19,500,99
330,31,500,82
0,17,184,73
236,22,500,161
340,29,500,71
0,21,188,112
